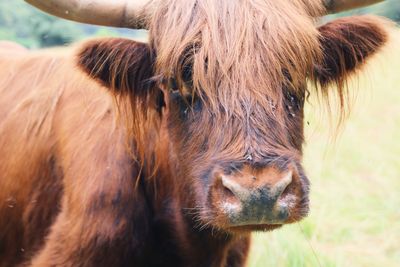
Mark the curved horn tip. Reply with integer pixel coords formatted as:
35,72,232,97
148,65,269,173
325,0,385,14
24,0,152,29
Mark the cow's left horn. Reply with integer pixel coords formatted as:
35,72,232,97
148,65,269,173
325,0,385,13
24,0,153,29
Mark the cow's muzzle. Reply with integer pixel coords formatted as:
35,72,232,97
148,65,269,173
210,164,306,227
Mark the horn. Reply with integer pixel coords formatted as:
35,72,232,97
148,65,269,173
325,0,385,13
24,0,153,29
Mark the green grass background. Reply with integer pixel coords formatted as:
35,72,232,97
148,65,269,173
248,32,400,267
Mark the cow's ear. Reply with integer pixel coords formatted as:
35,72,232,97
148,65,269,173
77,38,154,97
313,16,389,88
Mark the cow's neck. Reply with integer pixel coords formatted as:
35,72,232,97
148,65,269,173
141,134,245,266
143,166,241,267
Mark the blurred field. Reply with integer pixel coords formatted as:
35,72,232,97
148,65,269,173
248,32,400,266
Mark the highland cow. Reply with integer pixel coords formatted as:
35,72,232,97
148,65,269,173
0,0,389,266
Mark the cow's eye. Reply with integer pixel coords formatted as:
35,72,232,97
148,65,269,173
182,64,193,89
285,91,305,118
288,93,298,105
168,78,180,94
168,77,193,97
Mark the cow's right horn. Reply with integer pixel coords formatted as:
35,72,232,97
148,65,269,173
325,0,385,13
24,0,153,29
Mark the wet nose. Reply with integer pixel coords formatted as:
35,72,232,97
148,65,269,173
215,166,296,225
221,171,292,204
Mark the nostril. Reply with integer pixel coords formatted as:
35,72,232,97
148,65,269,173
222,182,236,198
280,180,292,196
271,171,293,199
220,176,251,201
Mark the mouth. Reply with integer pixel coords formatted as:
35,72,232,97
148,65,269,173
227,224,283,233
191,200,309,235
224,208,308,233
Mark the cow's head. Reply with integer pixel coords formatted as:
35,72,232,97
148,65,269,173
28,0,390,233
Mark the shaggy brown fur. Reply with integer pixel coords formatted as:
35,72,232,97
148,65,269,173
0,0,391,266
